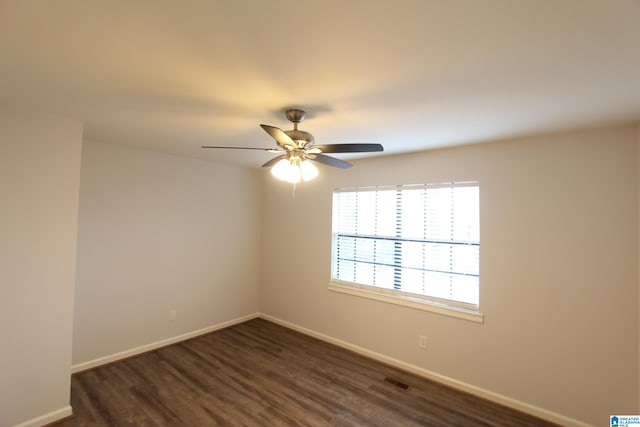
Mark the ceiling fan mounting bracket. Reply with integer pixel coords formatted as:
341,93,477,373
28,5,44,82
285,108,306,125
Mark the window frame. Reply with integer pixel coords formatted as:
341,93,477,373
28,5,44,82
329,182,483,323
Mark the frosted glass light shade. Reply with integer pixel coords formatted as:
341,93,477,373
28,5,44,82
271,158,318,183
299,159,319,181
271,158,300,183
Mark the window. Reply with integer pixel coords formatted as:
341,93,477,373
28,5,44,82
330,182,481,322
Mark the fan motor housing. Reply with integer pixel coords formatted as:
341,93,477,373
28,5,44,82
285,129,314,148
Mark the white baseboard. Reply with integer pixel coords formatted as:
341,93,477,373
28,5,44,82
12,405,72,427
258,313,592,427
71,312,260,373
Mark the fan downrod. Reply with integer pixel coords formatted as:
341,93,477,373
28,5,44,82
283,109,313,146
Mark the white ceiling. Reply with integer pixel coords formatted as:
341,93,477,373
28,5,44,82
2,0,640,168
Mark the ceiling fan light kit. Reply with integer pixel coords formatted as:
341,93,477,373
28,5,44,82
202,108,383,184
271,157,318,183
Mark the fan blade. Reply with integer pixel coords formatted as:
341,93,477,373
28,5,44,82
201,145,281,153
260,124,296,149
311,154,352,169
311,143,383,153
261,155,287,168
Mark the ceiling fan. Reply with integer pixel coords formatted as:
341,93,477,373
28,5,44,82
202,108,383,183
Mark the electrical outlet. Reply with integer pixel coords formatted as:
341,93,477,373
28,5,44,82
419,335,427,350
169,310,176,321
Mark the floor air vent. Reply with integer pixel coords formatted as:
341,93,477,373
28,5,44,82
384,377,410,390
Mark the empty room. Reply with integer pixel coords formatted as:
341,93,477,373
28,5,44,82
2,1,640,426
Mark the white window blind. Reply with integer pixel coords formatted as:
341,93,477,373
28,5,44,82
331,182,480,312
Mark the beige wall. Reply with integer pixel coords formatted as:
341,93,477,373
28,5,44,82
260,125,639,426
72,140,262,365
0,108,82,426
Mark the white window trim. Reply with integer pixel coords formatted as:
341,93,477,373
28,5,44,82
330,181,482,323
329,280,484,323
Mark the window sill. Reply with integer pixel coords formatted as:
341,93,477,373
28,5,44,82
328,281,484,324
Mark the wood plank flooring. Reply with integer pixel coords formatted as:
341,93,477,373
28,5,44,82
63,318,558,426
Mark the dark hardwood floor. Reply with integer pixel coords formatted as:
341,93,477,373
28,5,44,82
61,318,557,426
